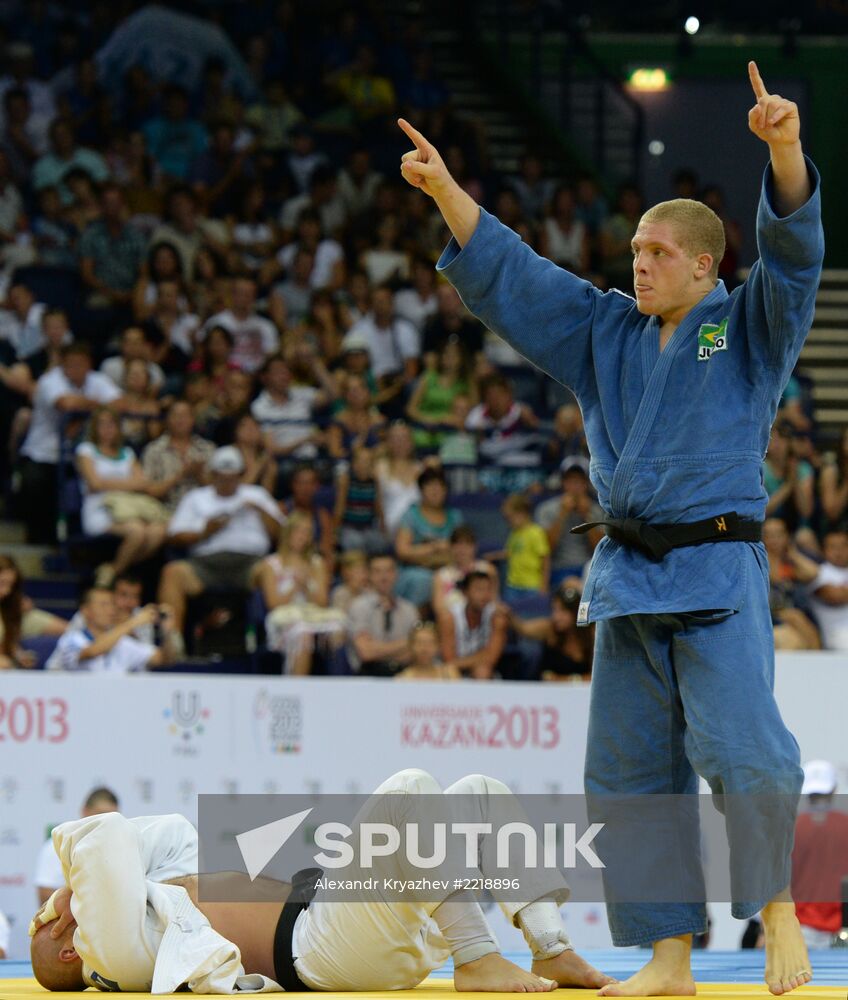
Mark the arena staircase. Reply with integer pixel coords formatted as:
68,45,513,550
801,269,848,440
0,518,79,622
448,0,644,184
400,0,643,188
383,0,535,176
385,0,617,179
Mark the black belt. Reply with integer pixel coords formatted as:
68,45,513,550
273,866,323,992
570,511,762,561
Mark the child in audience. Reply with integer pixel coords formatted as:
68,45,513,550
501,494,550,602
395,622,459,681
333,446,386,554
330,550,372,614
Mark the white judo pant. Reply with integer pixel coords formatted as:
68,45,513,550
292,769,570,991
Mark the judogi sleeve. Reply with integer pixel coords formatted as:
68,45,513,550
437,209,605,395
52,812,157,990
129,814,198,881
744,157,824,377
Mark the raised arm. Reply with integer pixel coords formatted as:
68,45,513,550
78,605,159,662
398,118,480,248
743,61,824,370
398,119,611,396
747,61,809,217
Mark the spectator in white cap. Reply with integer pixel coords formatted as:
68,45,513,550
791,760,848,949
158,445,283,641
534,456,604,586
337,330,373,383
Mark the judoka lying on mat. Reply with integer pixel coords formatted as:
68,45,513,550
29,768,614,994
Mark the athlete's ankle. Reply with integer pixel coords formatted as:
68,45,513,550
651,934,693,971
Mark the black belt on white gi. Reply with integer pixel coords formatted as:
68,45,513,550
273,866,323,992
570,511,762,561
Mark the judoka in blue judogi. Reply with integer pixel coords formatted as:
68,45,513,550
399,60,822,996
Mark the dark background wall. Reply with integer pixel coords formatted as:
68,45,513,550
631,77,807,265
590,37,848,264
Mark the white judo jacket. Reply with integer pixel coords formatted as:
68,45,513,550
47,812,284,994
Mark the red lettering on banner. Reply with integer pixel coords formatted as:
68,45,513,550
0,698,69,743
399,704,560,750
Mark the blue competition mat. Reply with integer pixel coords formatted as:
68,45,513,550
0,962,32,979
427,949,848,985
3,950,848,984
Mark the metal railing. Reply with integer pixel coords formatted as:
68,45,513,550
57,411,564,546
460,0,645,187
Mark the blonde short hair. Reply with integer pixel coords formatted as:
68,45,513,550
339,550,367,570
502,493,532,517
639,198,726,280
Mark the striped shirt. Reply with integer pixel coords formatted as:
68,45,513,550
342,475,378,528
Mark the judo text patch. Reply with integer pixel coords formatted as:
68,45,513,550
697,318,728,361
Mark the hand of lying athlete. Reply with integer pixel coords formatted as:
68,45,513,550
49,886,75,939
748,61,800,147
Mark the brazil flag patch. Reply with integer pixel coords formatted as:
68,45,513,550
697,318,728,362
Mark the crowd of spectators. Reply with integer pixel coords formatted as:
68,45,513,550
0,1,840,676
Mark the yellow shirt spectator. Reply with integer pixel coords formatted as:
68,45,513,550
505,522,550,591
335,71,396,121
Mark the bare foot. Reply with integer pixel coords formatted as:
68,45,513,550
532,950,616,989
454,953,557,993
597,956,695,997
761,901,813,995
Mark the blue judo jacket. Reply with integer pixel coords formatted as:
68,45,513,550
437,160,824,623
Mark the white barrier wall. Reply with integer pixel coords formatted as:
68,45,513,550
0,654,845,958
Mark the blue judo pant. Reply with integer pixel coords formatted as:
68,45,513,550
584,554,803,947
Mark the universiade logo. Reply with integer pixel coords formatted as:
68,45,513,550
164,690,210,755
236,809,605,881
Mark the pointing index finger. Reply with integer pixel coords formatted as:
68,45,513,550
748,60,768,101
398,117,431,154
